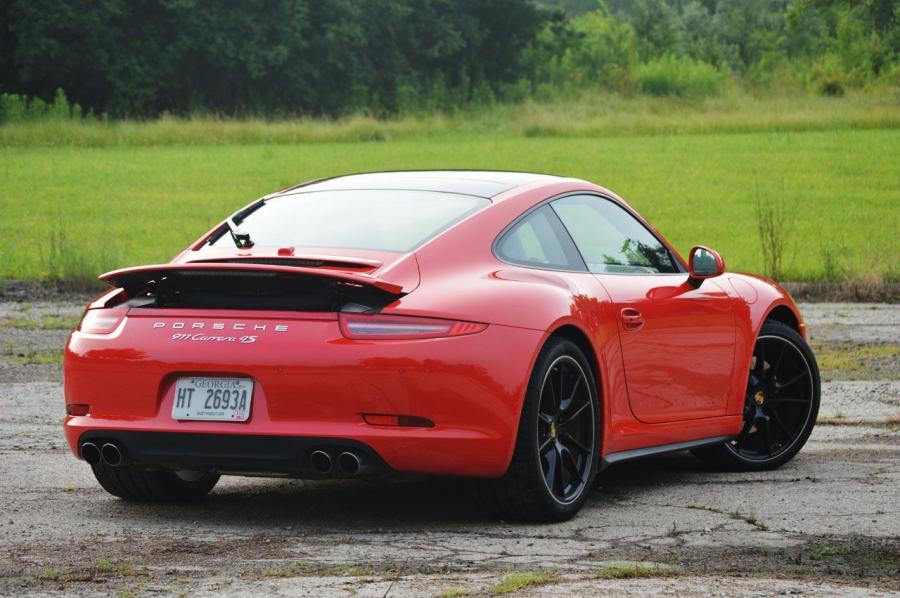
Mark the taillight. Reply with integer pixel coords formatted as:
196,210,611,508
339,313,487,340
78,309,126,334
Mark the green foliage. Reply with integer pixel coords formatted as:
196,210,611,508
1,0,544,117
635,54,726,98
1,1,897,116
0,94,27,122
561,10,638,90
0,89,78,122
811,54,850,96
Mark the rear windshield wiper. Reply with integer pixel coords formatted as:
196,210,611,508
207,199,267,247
226,217,254,249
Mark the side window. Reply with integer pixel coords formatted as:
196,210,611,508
551,195,678,274
496,205,585,271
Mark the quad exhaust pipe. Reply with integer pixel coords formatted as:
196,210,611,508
81,441,372,476
309,450,333,474
80,442,100,465
309,450,363,475
338,451,361,475
81,441,123,466
101,443,123,466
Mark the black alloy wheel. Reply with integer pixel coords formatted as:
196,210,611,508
537,355,595,504
480,338,600,522
693,320,820,471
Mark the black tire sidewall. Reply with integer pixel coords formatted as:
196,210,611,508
699,319,820,472
91,463,219,501
518,338,601,520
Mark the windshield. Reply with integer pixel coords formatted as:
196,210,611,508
209,190,489,253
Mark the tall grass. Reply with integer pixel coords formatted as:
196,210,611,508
634,55,726,98
755,191,796,281
42,206,122,288
0,91,897,148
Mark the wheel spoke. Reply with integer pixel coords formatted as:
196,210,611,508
777,371,807,391
769,408,791,437
558,363,567,408
762,419,774,454
539,436,554,453
772,343,787,378
561,431,590,455
566,374,582,403
538,412,554,425
755,340,766,377
561,446,583,483
553,445,565,495
561,401,590,427
546,376,558,412
543,446,559,491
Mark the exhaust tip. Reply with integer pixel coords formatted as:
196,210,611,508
80,442,100,465
338,451,361,475
100,442,123,466
309,450,333,474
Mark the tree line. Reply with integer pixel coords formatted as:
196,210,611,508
0,0,896,119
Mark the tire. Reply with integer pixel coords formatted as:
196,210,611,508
91,462,220,502
692,320,820,472
481,337,600,522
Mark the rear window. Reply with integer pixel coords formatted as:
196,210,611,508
209,190,489,252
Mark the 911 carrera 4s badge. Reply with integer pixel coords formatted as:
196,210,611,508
153,321,288,344
170,332,259,344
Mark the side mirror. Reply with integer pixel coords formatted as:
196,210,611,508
689,246,725,280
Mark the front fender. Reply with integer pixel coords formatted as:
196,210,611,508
723,273,807,415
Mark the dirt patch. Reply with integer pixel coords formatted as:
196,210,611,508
813,341,900,381
0,280,99,303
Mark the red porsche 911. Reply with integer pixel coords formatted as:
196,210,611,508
64,171,820,521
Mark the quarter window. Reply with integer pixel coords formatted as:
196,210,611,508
551,195,678,274
495,206,585,271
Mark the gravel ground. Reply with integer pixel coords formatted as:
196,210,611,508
804,303,900,345
0,302,897,596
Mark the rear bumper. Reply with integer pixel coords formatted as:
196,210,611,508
64,313,543,477
76,430,389,477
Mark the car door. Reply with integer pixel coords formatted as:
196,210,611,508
551,194,735,423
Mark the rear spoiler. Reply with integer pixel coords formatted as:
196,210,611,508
99,262,413,296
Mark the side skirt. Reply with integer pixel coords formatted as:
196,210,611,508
600,435,732,470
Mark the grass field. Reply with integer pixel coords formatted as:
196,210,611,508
1,95,898,287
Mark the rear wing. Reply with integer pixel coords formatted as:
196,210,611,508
100,262,411,296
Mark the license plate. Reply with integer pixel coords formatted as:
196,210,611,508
172,377,253,421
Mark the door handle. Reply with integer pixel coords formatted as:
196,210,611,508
620,308,645,331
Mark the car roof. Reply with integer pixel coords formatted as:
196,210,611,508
275,170,566,199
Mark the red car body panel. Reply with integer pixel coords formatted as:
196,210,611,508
65,311,540,476
63,171,805,477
